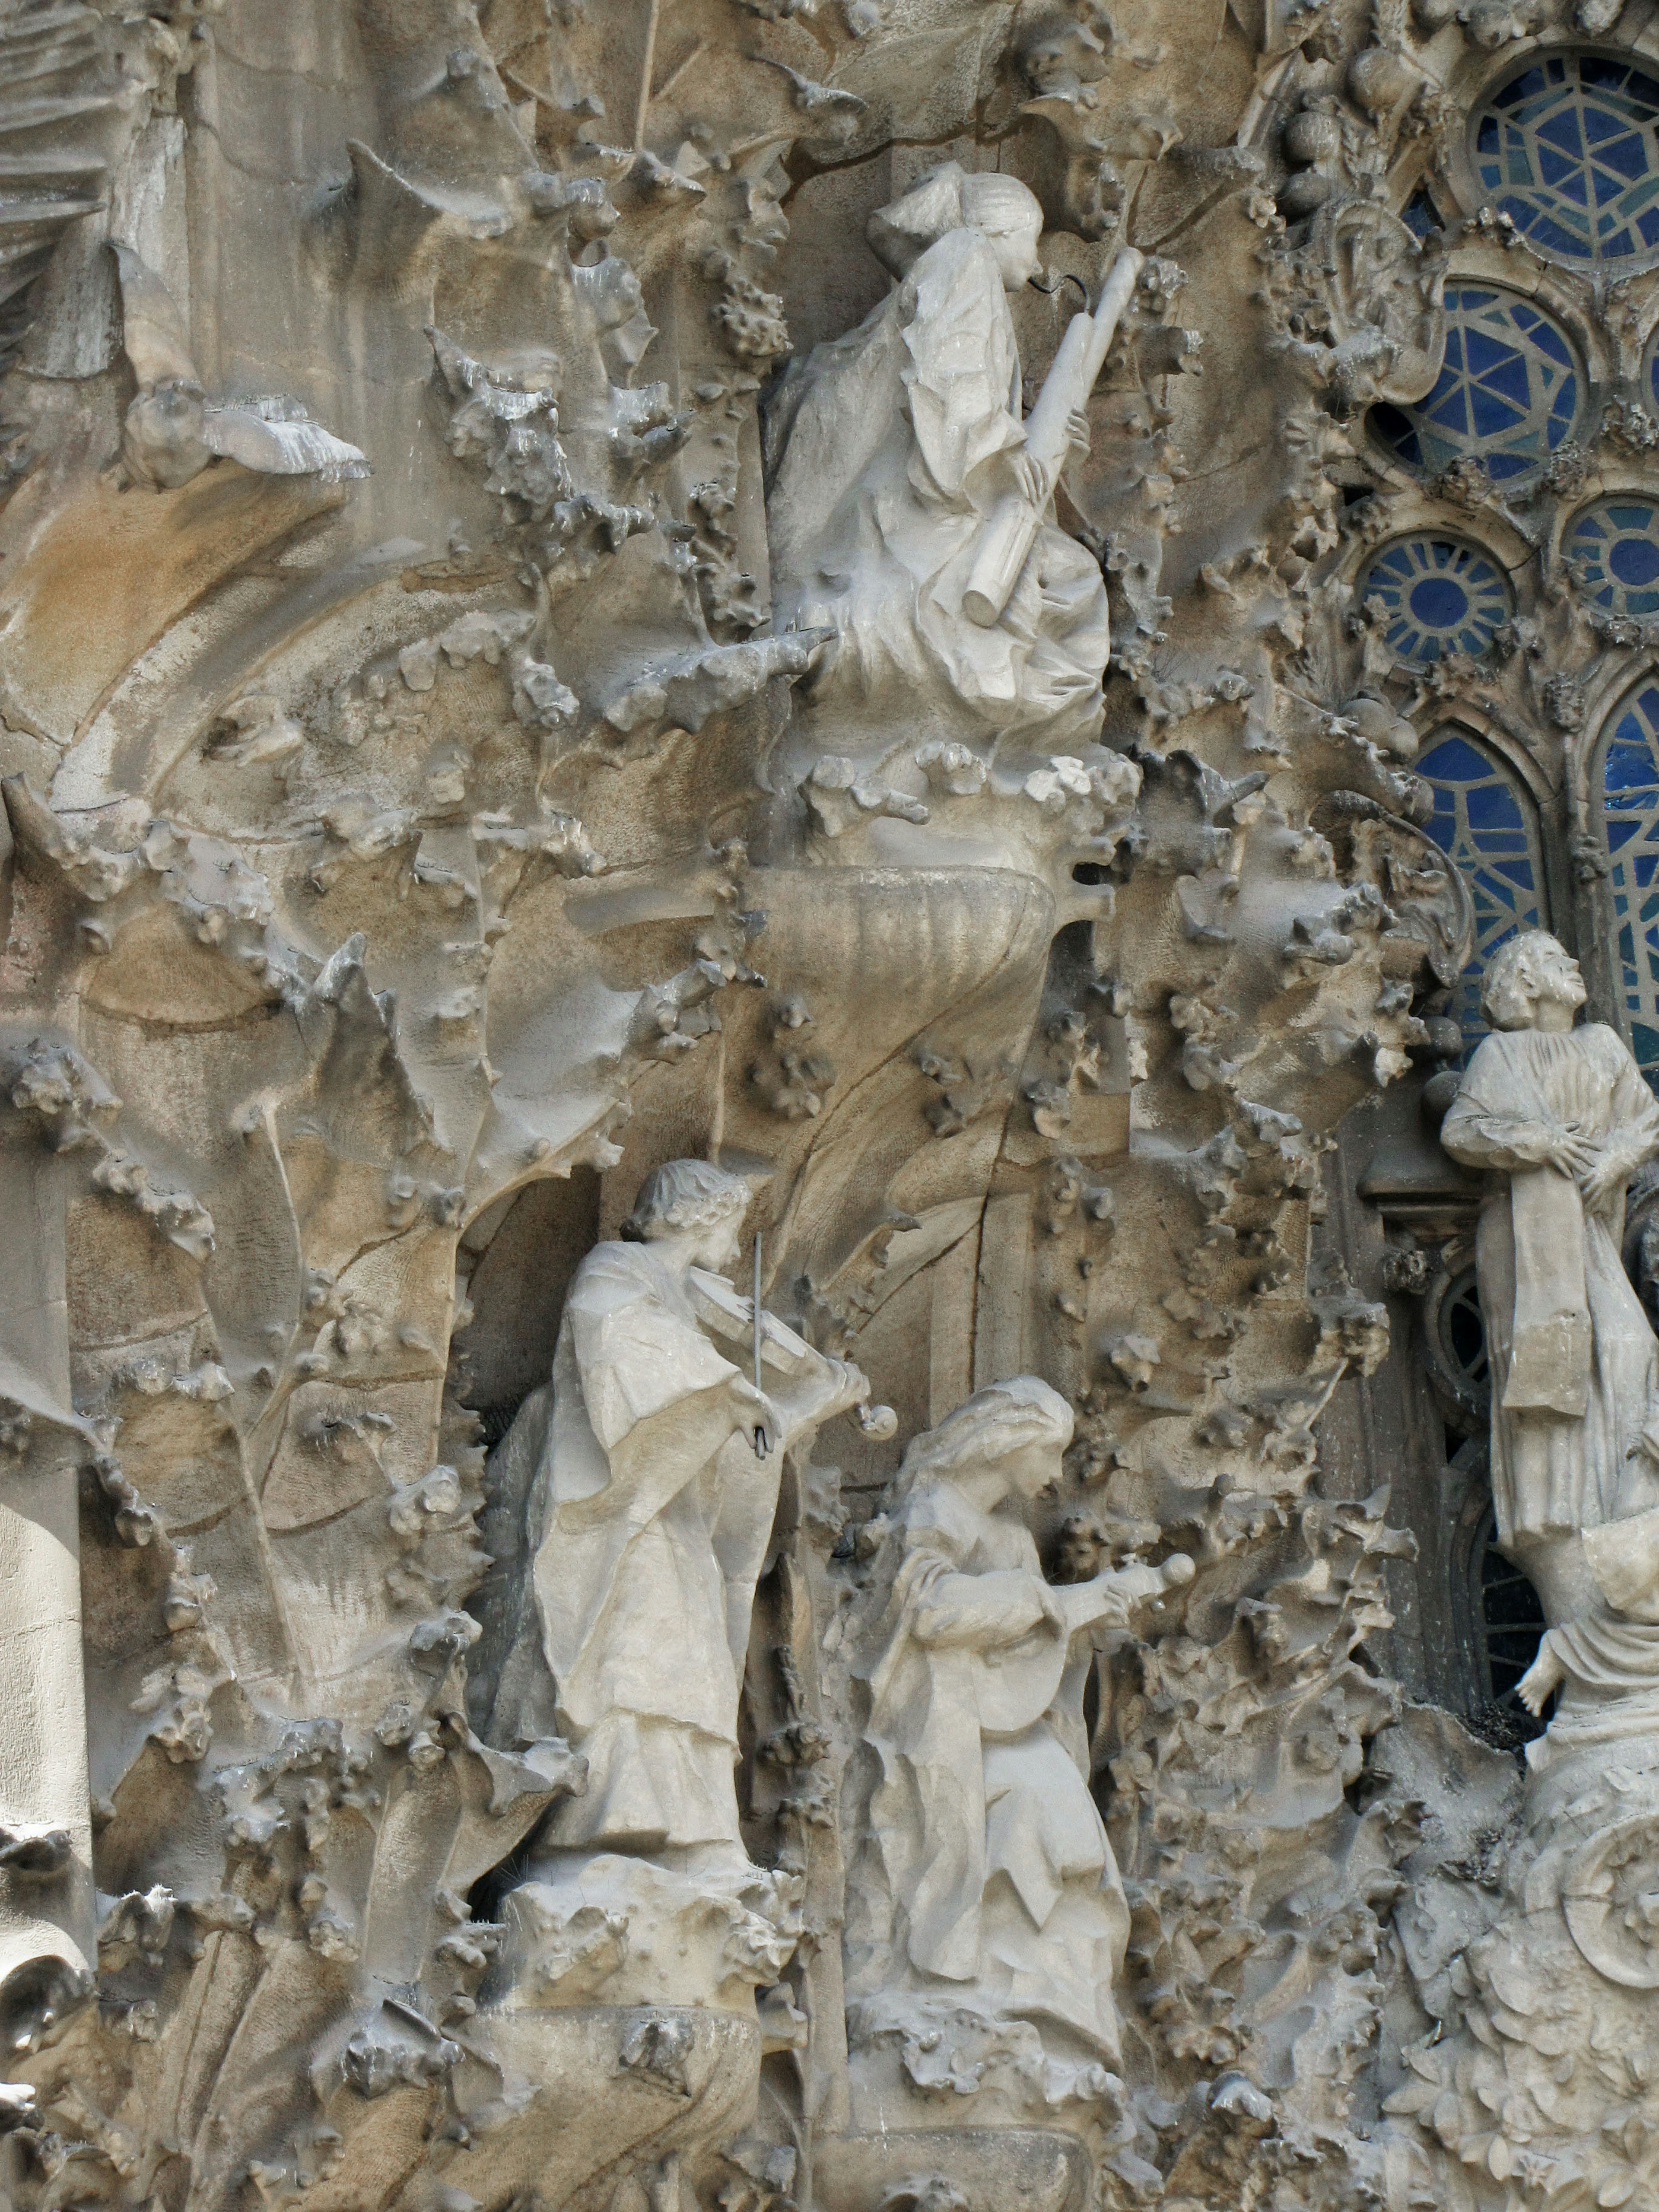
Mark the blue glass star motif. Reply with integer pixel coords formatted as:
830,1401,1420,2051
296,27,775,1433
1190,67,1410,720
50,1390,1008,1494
1474,52,1659,264
1370,287,1579,483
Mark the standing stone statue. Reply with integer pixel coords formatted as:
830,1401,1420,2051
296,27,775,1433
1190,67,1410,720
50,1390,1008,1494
766,163,1112,759
1440,931,1659,1619
844,1378,1192,2100
488,1161,876,2012
505,1159,869,1864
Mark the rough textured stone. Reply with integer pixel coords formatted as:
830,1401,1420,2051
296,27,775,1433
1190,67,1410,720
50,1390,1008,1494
12,3,1659,2209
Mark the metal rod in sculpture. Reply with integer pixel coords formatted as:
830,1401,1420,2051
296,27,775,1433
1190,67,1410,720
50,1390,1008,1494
0,1120,96,2021
961,245,1146,630
752,1231,769,1460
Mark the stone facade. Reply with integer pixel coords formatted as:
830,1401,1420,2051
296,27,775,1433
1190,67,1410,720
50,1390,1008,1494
10,3,1659,2210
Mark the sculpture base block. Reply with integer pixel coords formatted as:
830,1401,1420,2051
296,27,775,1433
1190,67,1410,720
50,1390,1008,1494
445,2005,762,2212
814,2128,1091,2212
494,1850,802,2012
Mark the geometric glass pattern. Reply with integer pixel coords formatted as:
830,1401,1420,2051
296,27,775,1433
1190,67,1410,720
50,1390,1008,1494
1565,496,1659,619
1602,683,1659,1083
1358,538,1512,664
1474,51,1659,265
1417,730,1547,1050
1370,286,1580,483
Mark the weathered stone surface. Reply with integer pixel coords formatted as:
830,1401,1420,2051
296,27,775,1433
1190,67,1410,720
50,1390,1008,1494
13,3,1659,2209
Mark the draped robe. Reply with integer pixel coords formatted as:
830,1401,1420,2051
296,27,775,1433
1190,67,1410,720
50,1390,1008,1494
855,1482,1129,2061
1531,1504,1659,1761
507,1240,781,1852
767,226,1111,754
1440,1024,1659,1542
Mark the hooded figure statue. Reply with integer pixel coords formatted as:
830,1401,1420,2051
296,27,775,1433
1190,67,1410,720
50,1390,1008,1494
765,164,1111,764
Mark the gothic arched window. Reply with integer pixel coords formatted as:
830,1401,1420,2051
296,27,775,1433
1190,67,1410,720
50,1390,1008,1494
1601,683,1659,1081
1473,51,1659,266
1417,730,1548,1049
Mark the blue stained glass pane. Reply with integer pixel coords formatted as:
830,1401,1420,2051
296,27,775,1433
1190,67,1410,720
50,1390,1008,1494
1538,109,1586,157
1465,327,1513,375
1566,496,1659,623
1410,575,1469,626
1358,538,1513,666
1420,731,1548,1052
1473,51,1659,267
1611,534,1659,586
1402,186,1442,239
1466,779,1523,827
1602,690,1659,1087
1369,286,1579,482
1599,131,1648,184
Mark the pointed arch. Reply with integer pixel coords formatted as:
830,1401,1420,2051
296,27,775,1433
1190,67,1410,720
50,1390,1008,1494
1417,725,1550,1050
1597,678,1659,1082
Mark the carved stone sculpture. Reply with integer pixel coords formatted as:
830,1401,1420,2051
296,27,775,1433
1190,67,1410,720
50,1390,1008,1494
13,2,1659,2208
483,1159,874,2011
767,165,1112,764
1441,932,1659,1618
844,1379,1192,2112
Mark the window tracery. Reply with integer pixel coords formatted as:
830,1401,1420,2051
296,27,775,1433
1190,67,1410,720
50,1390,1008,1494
1369,286,1580,483
1358,537,1512,664
1600,682,1659,1081
1564,495,1659,620
1417,730,1548,1049
1472,51,1659,267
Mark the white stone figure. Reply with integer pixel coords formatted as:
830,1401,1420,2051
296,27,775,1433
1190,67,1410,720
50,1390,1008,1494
1516,1502,1659,1759
847,1378,1193,2077
1440,932,1659,1618
503,1160,870,1866
766,163,1111,759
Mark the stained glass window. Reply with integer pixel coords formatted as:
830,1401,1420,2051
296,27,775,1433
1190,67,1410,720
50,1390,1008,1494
1473,52,1659,265
1359,538,1512,664
1566,496,1659,620
1402,184,1444,240
1602,685,1659,1081
1370,286,1579,483
1473,1503,1549,1742
1417,731,1547,1049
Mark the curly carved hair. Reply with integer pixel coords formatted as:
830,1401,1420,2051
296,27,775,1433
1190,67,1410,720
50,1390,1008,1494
1480,929,1575,1032
622,1158,752,1241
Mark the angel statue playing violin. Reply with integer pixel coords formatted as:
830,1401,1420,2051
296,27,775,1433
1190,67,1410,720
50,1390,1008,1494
487,1159,878,1873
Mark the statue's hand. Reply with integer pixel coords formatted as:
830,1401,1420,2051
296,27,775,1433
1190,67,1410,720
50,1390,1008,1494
1008,447,1049,509
1582,1143,1636,1214
729,1374,780,1458
1548,1131,1600,1182
1065,405,1091,459
1516,1641,1565,1718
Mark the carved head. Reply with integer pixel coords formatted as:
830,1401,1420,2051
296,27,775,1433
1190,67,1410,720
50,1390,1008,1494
866,162,1044,288
623,1159,751,1267
1480,929,1586,1031
898,1374,1074,1503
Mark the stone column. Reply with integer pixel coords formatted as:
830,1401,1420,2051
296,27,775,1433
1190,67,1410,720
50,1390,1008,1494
0,1106,95,2018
